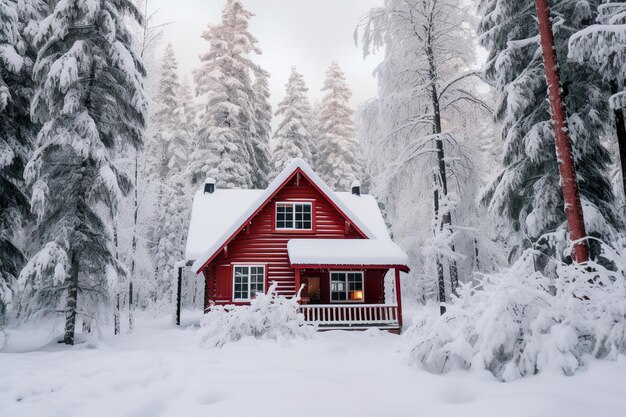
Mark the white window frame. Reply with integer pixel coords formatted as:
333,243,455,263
330,271,365,303
232,264,265,301
275,201,313,230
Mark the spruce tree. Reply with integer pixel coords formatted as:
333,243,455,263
19,0,146,344
251,70,272,188
0,0,48,323
478,0,618,262
568,2,626,207
146,43,189,303
192,0,260,189
316,62,362,190
271,66,314,176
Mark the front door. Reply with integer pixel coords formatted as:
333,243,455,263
302,274,321,304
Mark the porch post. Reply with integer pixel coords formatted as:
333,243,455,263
394,268,403,330
295,267,301,298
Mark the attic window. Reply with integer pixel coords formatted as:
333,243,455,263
276,202,312,230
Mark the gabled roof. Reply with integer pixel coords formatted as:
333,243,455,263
187,158,387,273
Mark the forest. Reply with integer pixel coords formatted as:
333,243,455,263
1,0,626,402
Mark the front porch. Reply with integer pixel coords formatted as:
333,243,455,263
294,264,406,332
299,303,401,330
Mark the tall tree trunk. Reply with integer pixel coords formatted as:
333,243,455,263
535,0,589,263
433,185,446,315
63,250,79,345
426,36,460,295
113,219,121,335
610,80,626,203
128,152,138,333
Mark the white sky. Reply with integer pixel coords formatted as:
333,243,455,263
151,0,385,110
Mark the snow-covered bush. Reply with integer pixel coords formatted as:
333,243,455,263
401,239,626,381
198,283,314,348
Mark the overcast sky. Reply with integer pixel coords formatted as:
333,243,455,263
150,0,384,110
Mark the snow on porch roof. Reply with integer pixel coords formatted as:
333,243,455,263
187,158,390,272
287,239,410,268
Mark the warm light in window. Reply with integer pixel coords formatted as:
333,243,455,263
351,290,363,300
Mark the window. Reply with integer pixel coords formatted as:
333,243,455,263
276,202,312,230
330,272,364,302
233,265,265,301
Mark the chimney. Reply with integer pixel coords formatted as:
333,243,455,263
204,177,216,194
351,180,361,196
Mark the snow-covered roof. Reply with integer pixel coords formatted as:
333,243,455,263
186,159,392,272
287,239,409,267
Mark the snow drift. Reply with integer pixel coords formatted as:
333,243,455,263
401,239,626,381
197,282,314,348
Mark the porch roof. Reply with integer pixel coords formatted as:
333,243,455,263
287,239,410,270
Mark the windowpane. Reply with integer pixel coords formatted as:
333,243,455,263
250,267,264,297
234,266,249,300
276,203,294,229
294,203,312,230
331,273,347,301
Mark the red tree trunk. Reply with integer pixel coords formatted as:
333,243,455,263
534,0,589,263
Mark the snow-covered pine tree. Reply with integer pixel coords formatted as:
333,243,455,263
568,2,626,210
0,0,22,326
0,0,48,324
316,62,362,191
19,0,146,344
250,69,272,188
271,66,314,176
478,0,619,264
144,43,188,303
192,0,260,189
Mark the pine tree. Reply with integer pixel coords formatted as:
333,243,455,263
478,0,618,263
271,66,314,176
192,0,260,189
568,2,626,208
250,69,272,188
316,62,362,191
0,0,48,323
145,43,189,303
18,0,146,345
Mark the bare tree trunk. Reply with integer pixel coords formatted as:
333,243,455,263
63,250,79,345
535,0,589,263
610,80,626,203
129,153,138,333
113,220,120,335
426,35,460,295
114,293,120,335
433,185,447,315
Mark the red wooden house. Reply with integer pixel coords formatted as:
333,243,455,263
185,158,410,331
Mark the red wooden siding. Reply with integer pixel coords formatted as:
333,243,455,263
206,174,367,303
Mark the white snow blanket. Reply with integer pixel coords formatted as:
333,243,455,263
288,238,409,266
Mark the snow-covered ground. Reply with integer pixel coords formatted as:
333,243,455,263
2,312,626,417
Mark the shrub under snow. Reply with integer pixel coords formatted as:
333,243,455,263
198,282,314,348
402,239,626,381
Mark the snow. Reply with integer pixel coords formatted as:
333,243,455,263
288,239,409,266
2,313,626,417
187,158,386,270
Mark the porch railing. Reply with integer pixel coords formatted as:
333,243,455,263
299,304,399,328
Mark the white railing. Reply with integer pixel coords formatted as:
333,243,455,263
299,304,399,328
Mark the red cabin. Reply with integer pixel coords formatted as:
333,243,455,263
185,159,410,331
